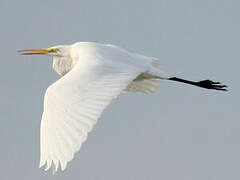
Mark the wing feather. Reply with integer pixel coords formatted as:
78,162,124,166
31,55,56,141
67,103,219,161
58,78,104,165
39,60,140,172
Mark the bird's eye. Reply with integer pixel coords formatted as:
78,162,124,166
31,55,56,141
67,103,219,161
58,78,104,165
49,48,59,53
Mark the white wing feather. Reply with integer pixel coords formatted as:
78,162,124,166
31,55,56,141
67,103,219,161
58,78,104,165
39,56,141,172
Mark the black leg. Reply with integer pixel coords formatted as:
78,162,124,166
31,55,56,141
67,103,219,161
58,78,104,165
168,77,227,91
195,80,227,91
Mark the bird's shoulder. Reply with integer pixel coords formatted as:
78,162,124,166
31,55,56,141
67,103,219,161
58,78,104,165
72,41,119,48
72,42,127,54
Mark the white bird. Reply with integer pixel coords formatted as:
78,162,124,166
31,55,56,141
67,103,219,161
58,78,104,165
19,42,227,173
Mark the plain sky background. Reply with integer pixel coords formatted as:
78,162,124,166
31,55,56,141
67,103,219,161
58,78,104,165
0,0,239,179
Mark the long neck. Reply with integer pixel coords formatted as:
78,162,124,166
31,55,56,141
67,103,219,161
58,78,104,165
53,56,75,76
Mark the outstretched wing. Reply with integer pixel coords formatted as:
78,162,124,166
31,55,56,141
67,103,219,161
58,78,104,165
39,58,140,172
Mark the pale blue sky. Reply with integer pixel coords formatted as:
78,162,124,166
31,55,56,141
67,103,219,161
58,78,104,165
0,0,239,179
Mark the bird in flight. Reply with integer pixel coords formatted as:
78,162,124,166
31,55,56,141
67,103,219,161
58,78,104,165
19,42,227,173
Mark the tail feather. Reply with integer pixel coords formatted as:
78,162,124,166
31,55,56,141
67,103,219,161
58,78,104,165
124,77,161,93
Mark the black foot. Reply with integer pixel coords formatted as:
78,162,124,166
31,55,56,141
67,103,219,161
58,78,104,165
196,80,227,91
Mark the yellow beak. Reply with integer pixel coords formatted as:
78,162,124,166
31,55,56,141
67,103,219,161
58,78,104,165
18,48,52,55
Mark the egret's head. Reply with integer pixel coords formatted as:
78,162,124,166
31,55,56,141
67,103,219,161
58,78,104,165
18,45,70,57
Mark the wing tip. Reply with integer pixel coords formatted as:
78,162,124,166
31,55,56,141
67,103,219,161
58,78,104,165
39,158,68,173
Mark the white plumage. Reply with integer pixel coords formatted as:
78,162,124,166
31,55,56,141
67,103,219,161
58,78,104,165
19,41,226,173
20,42,165,172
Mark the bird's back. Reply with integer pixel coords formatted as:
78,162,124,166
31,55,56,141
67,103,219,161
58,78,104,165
53,42,161,76
73,42,164,93
52,42,164,93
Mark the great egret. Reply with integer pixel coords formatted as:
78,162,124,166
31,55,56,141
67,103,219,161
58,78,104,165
19,42,227,173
